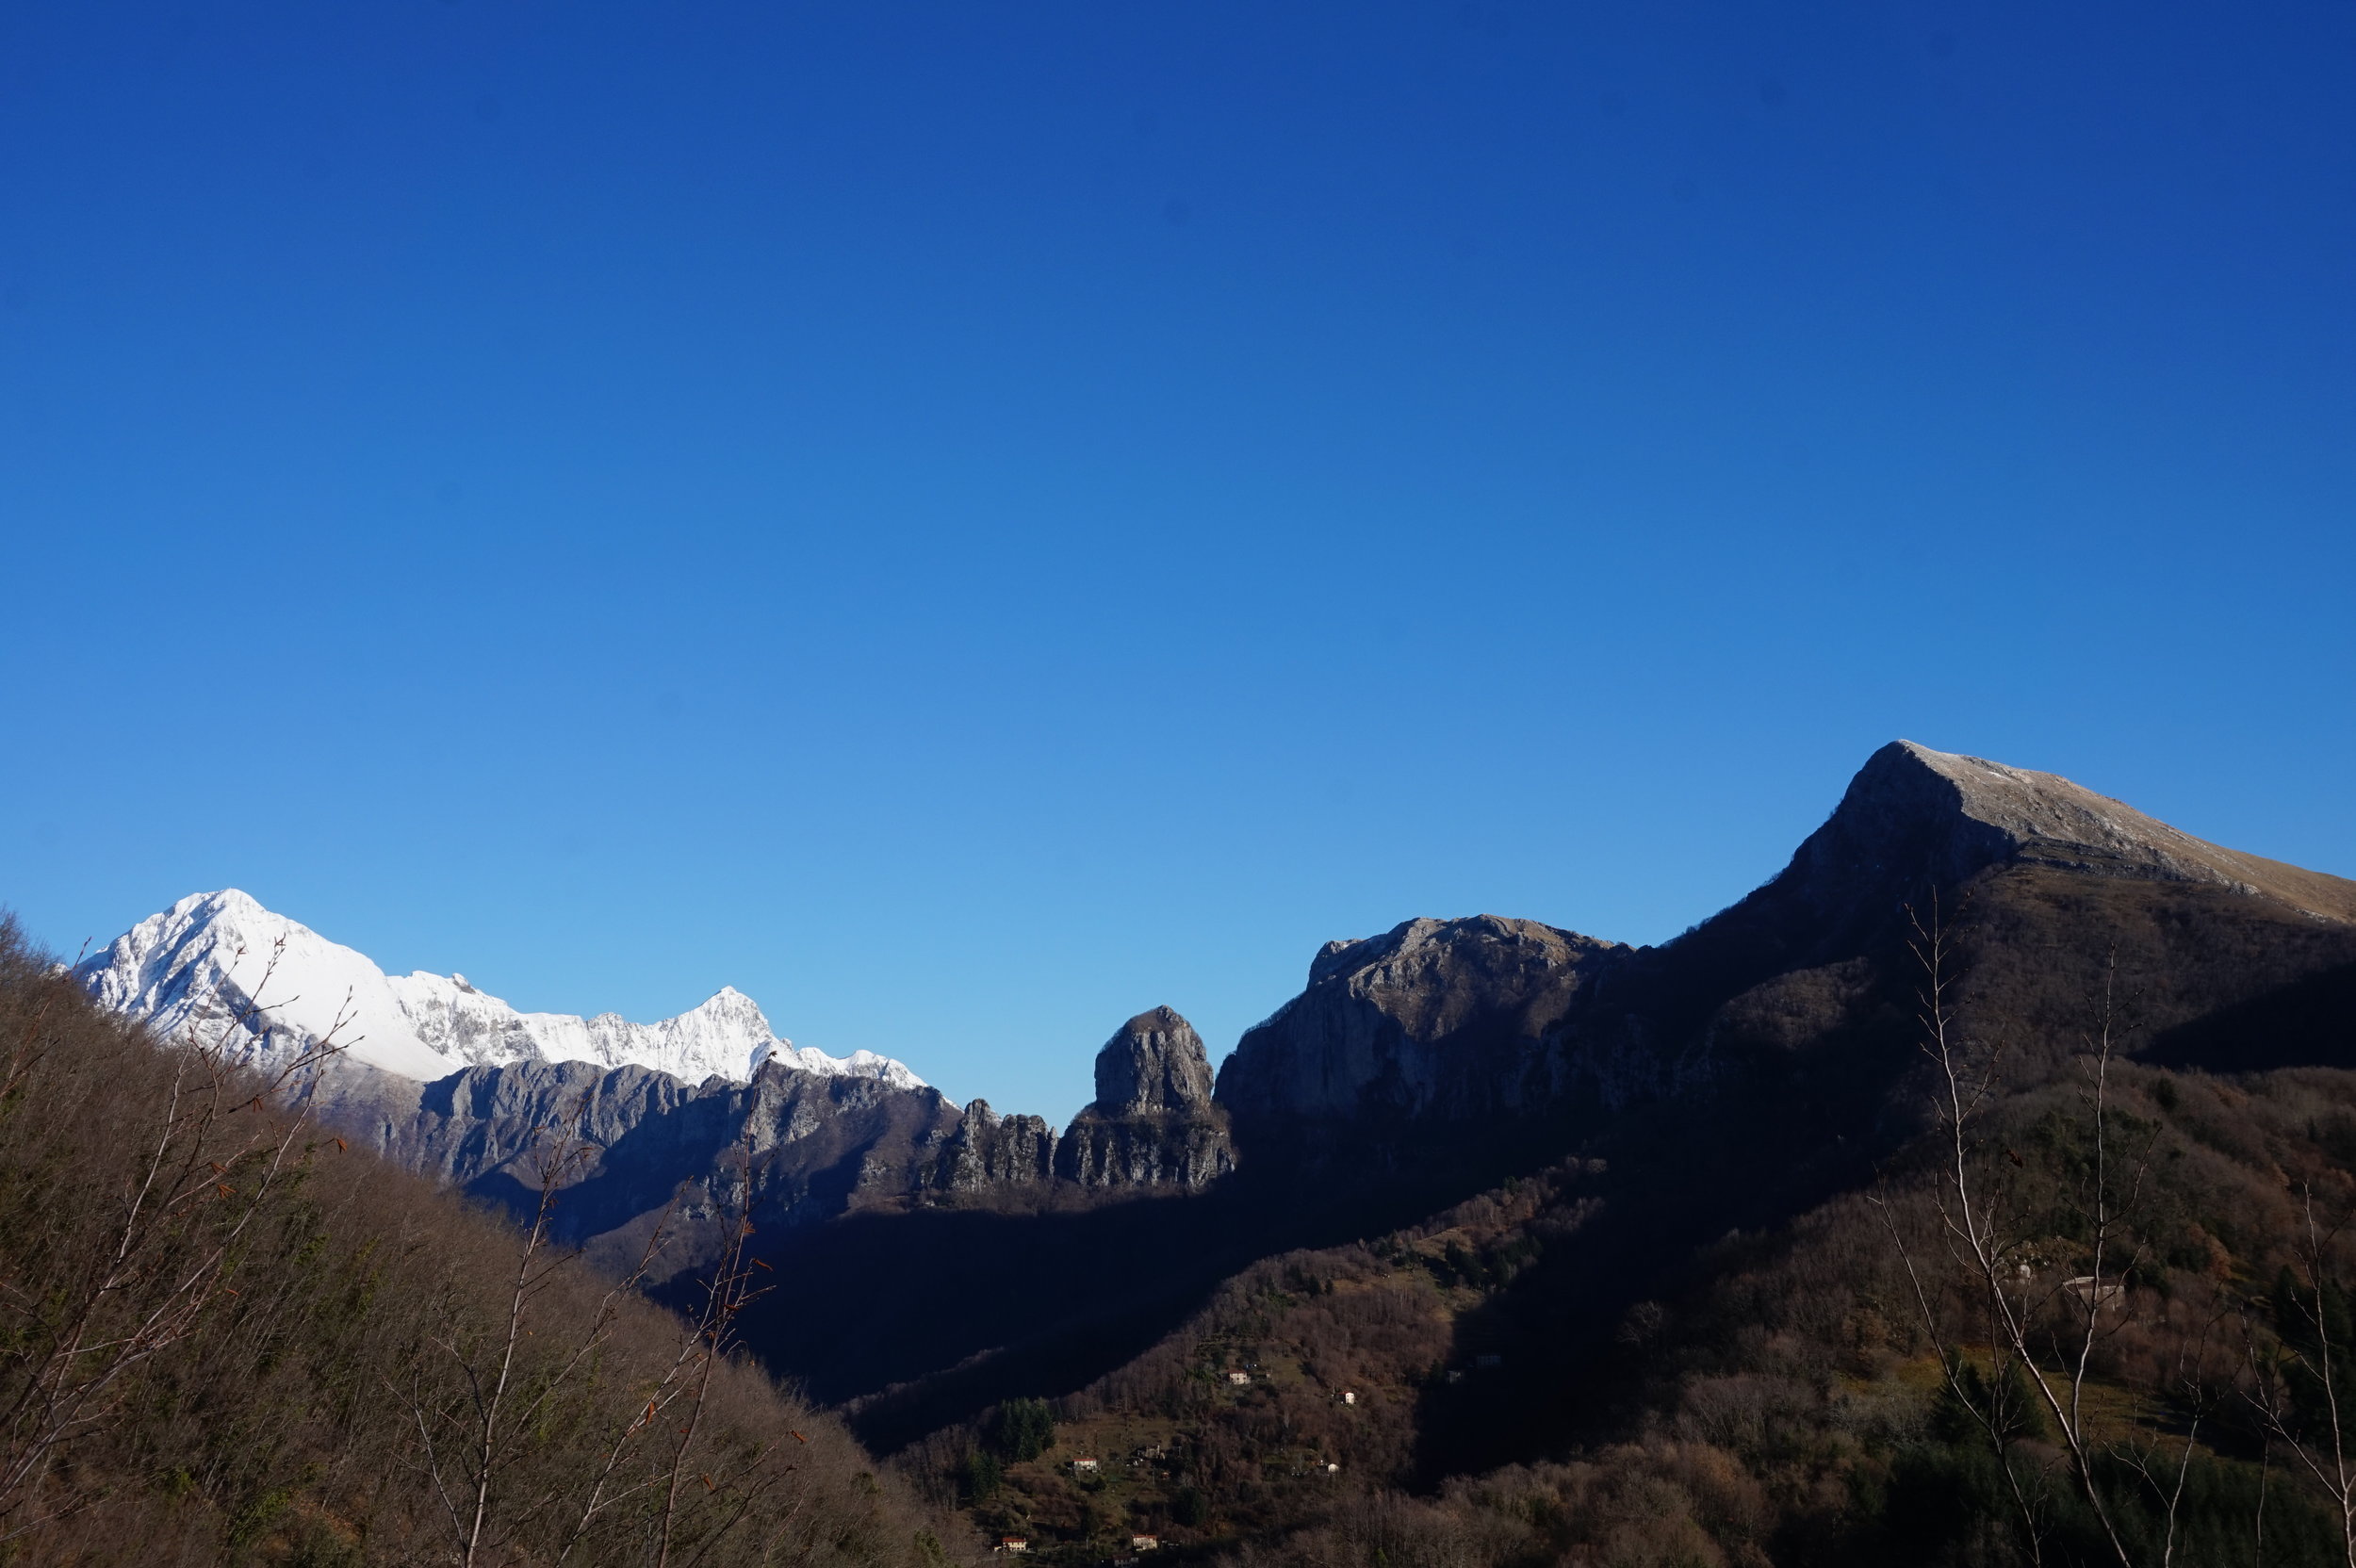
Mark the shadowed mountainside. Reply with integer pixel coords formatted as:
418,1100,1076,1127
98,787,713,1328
114,739,2356,1560
867,745,2356,1562
739,743,2356,1475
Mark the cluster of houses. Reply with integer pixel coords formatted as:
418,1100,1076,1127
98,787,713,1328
993,1370,1370,1560
1221,1368,1364,1401
993,1533,1160,1557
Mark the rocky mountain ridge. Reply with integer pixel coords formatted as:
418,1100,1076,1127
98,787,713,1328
298,1000,1235,1258
725,739,2356,1472
72,739,2356,1432
76,889,924,1088
1217,740,2356,1138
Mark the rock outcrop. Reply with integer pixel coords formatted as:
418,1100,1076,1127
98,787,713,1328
931,1100,1059,1191
312,1053,961,1250
1215,917,1625,1128
1055,1007,1235,1189
923,1008,1237,1195
310,1000,1243,1256
1089,1005,1218,1117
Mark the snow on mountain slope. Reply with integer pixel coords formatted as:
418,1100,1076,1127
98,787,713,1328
75,890,924,1090
76,891,463,1081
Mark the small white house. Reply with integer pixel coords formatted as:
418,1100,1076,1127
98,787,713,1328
1132,1535,1161,1552
1226,1370,1251,1385
997,1538,1029,1555
2066,1276,2126,1310
1340,1390,1357,1405
1072,1456,1100,1475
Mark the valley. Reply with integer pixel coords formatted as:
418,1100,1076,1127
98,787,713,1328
57,740,2356,1566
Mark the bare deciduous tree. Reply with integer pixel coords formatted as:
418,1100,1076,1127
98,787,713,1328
1873,903,2204,1568
0,934,354,1540
558,1137,788,1568
2244,1185,2356,1567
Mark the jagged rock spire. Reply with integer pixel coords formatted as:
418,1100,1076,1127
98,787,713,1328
1053,1005,1235,1190
924,1010,1237,1196
1091,1005,1216,1118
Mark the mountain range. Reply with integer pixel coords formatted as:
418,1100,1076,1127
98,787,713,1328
76,738,2356,1276
64,740,2356,1562
76,888,925,1087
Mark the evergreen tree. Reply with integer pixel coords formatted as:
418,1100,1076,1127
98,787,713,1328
990,1397,1055,1462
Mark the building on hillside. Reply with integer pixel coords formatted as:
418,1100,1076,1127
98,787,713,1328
1227,1370,1251,1385
1132,1535,1160,1551
995,1538,1029,1555
1340,1389,1357,1405
1071,1456,1100,1475
2066,1276,2125,1310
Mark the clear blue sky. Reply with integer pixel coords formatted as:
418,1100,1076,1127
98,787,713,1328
4,1,2351,1123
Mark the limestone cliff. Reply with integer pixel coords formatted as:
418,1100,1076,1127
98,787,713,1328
1214,916,1624,1127
931,1099,1058,1191
313,1053,959,1248
1055,1006,1235,1189
1215,741,2356,1144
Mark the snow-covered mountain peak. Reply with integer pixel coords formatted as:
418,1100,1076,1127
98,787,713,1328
77,890,462,1082
76,891,925,1092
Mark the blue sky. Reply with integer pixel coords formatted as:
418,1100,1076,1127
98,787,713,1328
4,1,2351,1122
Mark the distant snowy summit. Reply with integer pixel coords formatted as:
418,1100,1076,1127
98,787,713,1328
74,890,925,1091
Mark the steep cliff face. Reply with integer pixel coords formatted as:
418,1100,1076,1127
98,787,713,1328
924,1008,1236,1195
1090,1005,1217,1116
1215,917,1624,1128
315,1002,1242,1250
1055,1007,1235,1189
931,1099,1059,1191
313,1053,961,1249
1214,743,2356,1148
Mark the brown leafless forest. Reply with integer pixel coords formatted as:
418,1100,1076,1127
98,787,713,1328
0,920,965,1567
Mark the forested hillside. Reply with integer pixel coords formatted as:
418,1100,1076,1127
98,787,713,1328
32,742,2356,1568
0,921,965,1567
850,750,2356,1567
900,986,2356,1566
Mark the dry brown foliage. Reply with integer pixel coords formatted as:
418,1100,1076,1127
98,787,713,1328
0,918,968,1567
